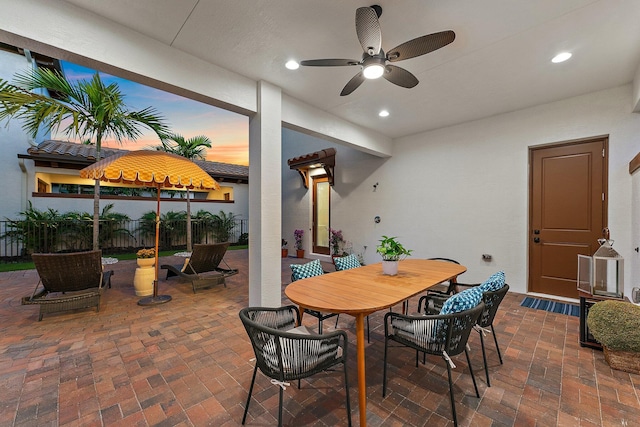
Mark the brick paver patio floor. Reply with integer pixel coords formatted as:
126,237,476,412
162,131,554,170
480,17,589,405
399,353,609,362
1,249,639,426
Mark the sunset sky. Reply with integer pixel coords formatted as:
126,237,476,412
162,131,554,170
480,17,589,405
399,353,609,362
53,61,249,165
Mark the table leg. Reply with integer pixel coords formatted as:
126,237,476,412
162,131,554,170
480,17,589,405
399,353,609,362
355,313,367,426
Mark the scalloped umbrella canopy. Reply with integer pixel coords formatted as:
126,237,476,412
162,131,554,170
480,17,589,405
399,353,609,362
79,150,220,190
79,150,220,305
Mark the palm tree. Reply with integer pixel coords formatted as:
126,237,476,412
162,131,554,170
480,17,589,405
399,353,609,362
155,134,212,251
0,68,169,250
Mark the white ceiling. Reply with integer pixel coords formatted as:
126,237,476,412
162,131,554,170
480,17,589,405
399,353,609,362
62,0,640,139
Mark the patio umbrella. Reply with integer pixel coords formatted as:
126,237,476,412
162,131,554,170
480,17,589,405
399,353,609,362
80,150,220,305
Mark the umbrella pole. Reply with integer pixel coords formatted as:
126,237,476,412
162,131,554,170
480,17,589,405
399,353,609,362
138,187,172,306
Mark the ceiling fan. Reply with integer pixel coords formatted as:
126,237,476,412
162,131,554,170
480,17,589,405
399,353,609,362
300,5,455,96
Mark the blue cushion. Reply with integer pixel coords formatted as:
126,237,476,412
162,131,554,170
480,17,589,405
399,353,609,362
439,287,483,315
334,254,361,271
478,271,506,293
290,259,324,281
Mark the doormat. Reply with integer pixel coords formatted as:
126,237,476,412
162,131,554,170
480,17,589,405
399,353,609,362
520,297,579,317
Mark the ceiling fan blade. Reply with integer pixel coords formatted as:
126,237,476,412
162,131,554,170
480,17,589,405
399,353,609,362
340,72,365,96
383,65,419,88
300,59,360,67
356,7,382,56
387,30,455,62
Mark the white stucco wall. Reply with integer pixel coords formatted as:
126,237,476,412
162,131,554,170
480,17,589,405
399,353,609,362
315,85,639,296
0,49,38,221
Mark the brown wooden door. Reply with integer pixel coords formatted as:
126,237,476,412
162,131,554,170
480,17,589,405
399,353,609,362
529,137,608,298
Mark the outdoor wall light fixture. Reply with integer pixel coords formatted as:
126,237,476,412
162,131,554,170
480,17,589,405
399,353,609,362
373,182,379,191
374,216,381,223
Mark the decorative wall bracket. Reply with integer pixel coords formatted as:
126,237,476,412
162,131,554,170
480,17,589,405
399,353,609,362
287,147,336,189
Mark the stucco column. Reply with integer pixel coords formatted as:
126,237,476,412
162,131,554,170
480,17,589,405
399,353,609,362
248,81,282,306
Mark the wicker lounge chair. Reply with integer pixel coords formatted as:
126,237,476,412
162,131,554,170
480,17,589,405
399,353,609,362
22,250,113,321
161,242,238,293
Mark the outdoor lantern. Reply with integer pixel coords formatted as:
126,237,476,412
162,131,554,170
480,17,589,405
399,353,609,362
577,229,624,298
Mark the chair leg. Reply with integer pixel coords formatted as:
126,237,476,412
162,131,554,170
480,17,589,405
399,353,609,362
318,317,323,334
343,360,352,427
465,348,480,398
479,330,491,386
366,315,370,343
382,337,389,397
491,325,503,364
278,385,284,427
445,358,458,427
335,314,340,327
242,365,258,425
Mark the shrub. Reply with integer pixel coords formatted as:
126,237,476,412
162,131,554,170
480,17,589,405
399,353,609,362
587,300,640,352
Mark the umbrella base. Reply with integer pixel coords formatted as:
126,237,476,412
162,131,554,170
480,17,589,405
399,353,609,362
137,295,172,306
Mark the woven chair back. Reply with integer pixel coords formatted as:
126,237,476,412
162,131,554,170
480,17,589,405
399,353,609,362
188,242,230,273
478,284,509,328
32,250,103,292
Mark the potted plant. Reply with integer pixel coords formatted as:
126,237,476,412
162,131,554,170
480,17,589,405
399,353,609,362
282,239,289,258
294,229,305,258
329,227,346,262
136,248,155,268
376,235,413,275
587,300,640,374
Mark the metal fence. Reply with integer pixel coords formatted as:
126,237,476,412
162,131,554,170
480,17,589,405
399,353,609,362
0,218,248,263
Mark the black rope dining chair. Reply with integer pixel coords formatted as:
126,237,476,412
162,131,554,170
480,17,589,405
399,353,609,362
421,271,508,387
289,260,339,333
239,305,352,427
383,301,484,427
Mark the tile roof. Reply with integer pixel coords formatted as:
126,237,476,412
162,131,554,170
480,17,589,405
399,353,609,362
25,140,248,181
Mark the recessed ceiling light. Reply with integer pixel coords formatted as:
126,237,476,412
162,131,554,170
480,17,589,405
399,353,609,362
285,60,300,70
551,52,572,63
379,110,389,117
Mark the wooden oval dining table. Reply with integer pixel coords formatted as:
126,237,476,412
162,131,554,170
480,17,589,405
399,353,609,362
285,258,467,426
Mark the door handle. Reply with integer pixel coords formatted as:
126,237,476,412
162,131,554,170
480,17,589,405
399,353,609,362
533,229,540,235
534,237,540,243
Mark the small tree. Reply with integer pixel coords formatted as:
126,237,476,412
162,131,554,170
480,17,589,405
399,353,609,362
155,134,212,251
211,210,238,243
0,68,169,250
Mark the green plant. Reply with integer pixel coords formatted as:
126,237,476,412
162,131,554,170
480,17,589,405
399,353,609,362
1,202,63,254
138,210,186,249
211,210,238,242
0,68,169,250
155,134,212,251
587,300,640,352
376,235,413,261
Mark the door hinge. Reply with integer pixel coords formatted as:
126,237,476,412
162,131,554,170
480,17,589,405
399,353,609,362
602,192,605,202
602,148,605,157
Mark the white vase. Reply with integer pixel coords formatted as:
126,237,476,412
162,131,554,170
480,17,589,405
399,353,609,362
382,260,399,276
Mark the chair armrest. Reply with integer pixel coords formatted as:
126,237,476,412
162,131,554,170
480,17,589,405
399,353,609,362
418,293,450,314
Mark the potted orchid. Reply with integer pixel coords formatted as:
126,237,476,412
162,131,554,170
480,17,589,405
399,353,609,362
376,235,412,275
329,227,345,256
294,229,305,258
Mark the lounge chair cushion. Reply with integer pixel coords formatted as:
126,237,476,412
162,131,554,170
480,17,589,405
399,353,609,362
334,254,361,271
478,271,506,293
440,287,483,315
290,259,324,281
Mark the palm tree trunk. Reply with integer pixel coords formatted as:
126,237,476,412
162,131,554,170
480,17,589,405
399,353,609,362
186,188,192,252
92,134,103,251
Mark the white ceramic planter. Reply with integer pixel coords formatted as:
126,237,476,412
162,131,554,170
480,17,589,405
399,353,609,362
382,260,399,276
134,258,155,296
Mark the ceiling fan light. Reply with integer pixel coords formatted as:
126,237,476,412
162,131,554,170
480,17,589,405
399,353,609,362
363,64,384,79
285,60,300,70
551,52,572,63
